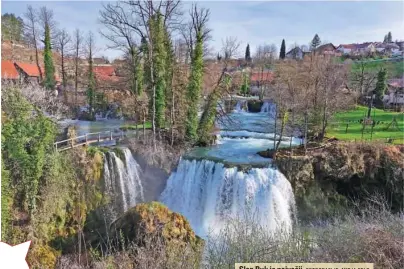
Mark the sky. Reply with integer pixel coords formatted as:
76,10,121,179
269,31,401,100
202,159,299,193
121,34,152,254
2,0,404,60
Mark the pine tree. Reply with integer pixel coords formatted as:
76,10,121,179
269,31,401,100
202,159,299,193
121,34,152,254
245,44,251,62
87,41,96,119
279,39,286,59
43,23,55,90
387,32,393,43
310,34,321,51
186,29,204,142
374,68,387,100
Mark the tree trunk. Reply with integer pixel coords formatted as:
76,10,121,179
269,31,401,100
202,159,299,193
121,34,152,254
367,93,374,118
304,110,308,154
143,111,146,141
61,48,66,88
319,87,329,141
273,105,278,149
275,110,286,152
171,86,175,146
75,56,79,116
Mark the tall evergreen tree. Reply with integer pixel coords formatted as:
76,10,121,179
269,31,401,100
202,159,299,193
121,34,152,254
374,68,387,100
310,34,321,51
86,33,96,119
151,13,167,130
279,39,286,59
1,13,24,42
186,29,204,142
245,43,251,62
43,23,55,90
387,32,393,43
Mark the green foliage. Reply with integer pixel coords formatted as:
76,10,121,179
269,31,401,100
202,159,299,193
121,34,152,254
240,72,249,96
43,24,56,90
186,30,204,142
374,68,387,100
164,28,175,119
2,88,56,214
152,13,167,129
135,55,144,95
280,39,286,59
384,31,393,43
310,34,321,51
87,48,96,119
1,166,12,240
245,43,251,62
350,59,403,79
1,13,24,42
197,88,220,146
327,106,404,143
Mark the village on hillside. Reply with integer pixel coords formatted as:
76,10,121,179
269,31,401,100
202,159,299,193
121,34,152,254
2,36,404,114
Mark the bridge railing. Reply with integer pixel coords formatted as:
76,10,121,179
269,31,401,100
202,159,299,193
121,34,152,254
54,129,130,151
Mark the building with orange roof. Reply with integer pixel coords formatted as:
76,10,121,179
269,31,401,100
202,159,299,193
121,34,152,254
94,65,122,83
1,60,20,81
14,62,60,85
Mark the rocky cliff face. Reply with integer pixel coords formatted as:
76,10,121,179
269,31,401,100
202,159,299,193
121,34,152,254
275,143,404,221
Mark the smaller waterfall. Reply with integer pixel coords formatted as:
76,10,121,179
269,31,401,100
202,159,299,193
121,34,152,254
260,101,276,117
234,100,248,112
103,147,144,220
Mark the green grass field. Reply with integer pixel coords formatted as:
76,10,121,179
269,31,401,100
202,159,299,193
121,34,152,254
327,106,404,144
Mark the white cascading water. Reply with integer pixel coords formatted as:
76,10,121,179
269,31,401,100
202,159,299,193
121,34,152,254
260,101,276,117
103,147,144,220
160,159,296,238
234,100,248,112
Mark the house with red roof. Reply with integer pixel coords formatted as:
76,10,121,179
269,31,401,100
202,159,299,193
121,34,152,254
250,70,274,95
336,44,357,54
14,62,60,85
337,42,376,55
94,65,122,84
1,60,20,82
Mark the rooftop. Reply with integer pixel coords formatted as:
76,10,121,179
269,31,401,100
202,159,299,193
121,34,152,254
1,60,19,79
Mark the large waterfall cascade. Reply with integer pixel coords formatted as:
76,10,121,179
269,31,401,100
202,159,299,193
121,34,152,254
160,101,299,238
160,159,296,237
97,101,299,237
103,147,145,220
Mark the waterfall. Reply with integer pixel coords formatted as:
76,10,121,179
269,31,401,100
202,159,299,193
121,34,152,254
234,100,248,112
160,159,296,237
103,147,144,220
260,101,277,118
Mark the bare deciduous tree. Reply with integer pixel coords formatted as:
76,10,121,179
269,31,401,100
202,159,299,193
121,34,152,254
221,36,240,60
24,5,43,80
56,29,71,89
37,6,59,45
181,4,211,62
73,28,83,113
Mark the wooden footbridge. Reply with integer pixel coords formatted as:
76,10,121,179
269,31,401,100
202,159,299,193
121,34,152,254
54,130,131,152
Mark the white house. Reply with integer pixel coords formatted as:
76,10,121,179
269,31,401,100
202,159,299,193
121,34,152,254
336,44,356,54
383,78,404,107
285,47,304,60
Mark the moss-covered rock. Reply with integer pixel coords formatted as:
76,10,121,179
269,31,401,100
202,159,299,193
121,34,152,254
275,143,404,221
111,202,203,250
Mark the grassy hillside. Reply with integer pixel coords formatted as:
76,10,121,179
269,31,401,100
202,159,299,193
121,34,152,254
327,106,404,144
